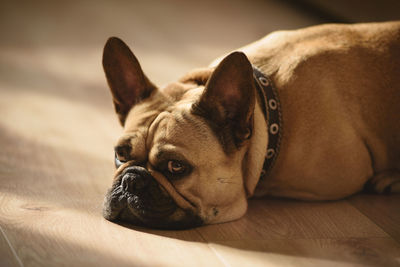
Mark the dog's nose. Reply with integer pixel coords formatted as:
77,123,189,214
121,166,151,194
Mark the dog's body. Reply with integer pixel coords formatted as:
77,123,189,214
234,21,400,200
102,21,400,229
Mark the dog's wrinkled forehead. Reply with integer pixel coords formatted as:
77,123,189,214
162,81,205,106
116,81,211,162
161,68,213,104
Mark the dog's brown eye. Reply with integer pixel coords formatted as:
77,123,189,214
167,160,185,174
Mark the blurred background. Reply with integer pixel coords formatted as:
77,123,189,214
1,0,399,87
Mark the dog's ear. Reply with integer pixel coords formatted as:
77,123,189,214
103,37,157,126
192,52,255,150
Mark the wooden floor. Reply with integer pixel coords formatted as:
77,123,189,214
1,1,399,266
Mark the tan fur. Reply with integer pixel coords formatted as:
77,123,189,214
241,21,400,200
103,21,400,228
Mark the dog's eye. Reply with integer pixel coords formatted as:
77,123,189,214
167,160,186,174
114,145,131,168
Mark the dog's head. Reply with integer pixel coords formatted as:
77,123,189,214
102,37,260,229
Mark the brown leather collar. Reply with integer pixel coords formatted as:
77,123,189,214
253,66,283,179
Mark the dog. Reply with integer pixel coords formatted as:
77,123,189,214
102,21,400,229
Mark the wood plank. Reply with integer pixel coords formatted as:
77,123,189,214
198,198,388,241
0,226,21,267
348,194,400,243
0,191,223,267
210,238,400,267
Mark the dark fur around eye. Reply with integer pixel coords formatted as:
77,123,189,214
114,145,131,161
164,161,192,180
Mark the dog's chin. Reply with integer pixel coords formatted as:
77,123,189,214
102,184,203,230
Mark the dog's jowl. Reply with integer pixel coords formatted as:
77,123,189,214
102,21,400,229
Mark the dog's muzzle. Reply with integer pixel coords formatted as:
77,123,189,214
103,166,202,229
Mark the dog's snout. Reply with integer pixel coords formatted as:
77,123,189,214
121,166,151,194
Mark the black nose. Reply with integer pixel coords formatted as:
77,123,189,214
121,166,151,194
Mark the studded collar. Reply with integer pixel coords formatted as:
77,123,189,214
252,66,283,180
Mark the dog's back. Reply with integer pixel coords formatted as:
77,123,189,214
243,21,400,199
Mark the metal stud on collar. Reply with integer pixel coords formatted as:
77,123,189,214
270,123,279,135
259,76,269,86
266,148,275,159
269,99,277,110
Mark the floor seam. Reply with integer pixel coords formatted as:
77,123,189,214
0,224,24,267
195,229,208,243
208,243,232,267
195,229,230,267
347,200,400,244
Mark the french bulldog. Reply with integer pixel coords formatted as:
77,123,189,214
102,21,400,229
